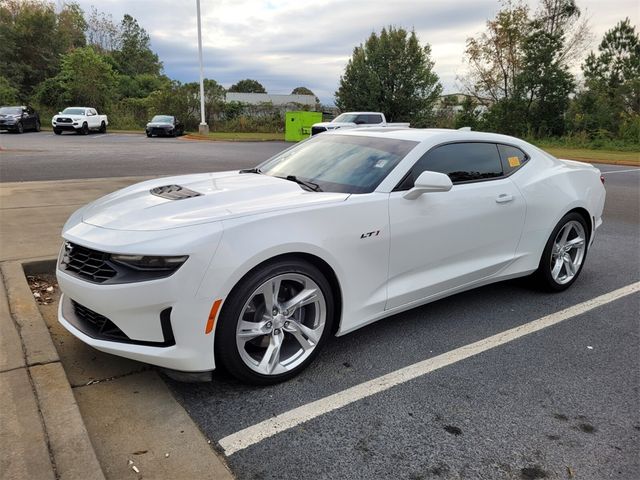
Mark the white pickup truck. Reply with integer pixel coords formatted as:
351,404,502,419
52,107,108,135
310,111,409,136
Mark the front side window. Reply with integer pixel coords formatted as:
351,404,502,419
397,142,504,189
259,135,418,194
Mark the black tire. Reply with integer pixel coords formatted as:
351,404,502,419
146,131,152,138
16,122,24,134
99,121,106,133
80,123,89,135
532,212,589,292
215,258,335,385
54,128,62,135
35,120,41,132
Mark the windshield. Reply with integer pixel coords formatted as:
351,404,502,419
332,113,359,123
151,115,174,123
0,107,21,115
61,108,86,115
259,134,418,194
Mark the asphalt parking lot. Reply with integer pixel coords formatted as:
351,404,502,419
2,132,638,479
0,131,288,182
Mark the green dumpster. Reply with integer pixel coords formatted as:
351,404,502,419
285,111,322,142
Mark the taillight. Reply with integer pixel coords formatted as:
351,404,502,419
600,174,605,184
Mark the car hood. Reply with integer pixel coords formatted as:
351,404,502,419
0,114,20,119
313,121,356,129
81,171,350,231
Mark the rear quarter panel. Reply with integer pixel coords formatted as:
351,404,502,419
507,152,605,274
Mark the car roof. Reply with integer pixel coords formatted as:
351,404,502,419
328,127,532,149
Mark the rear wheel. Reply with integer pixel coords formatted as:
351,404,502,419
35,120,41,132
533,212,589,291
215,259,334,385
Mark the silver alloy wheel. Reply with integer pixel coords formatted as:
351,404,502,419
235,273,326,376
550,220,586,285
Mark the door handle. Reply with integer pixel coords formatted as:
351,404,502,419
495,193,514,204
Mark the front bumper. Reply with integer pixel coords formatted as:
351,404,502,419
56,220,225,372
0,122,18,131
146,126,174,136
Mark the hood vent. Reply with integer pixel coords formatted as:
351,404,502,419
150,184,202,200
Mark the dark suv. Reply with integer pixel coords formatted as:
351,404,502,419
0,106,41,133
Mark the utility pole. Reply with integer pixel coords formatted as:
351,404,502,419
196,0,209,134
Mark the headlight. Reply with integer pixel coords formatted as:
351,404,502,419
110,254,188,271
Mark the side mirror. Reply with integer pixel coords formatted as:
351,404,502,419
402,171,453,200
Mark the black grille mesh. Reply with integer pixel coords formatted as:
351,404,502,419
61,243,117,283
71,300,128,341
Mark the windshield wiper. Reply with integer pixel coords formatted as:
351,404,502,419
239,167,262,174
278,175,322,192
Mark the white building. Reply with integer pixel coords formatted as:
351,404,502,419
225,92,316,107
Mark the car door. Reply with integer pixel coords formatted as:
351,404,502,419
386,142,526,310
87,109,99,129
22,108,33,129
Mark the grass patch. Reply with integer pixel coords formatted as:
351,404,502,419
538,146,639,165
186,132,284,142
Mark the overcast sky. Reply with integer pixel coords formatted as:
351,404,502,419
69,0,639,104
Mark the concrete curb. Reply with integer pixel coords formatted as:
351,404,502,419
1,259,105,480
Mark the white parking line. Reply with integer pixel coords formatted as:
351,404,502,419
218,282,640,456
601,168,640,174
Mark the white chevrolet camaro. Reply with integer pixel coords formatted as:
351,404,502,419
56,129,606,384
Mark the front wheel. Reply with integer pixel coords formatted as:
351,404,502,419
533,212,589,291
99,121,106,133
215,259,334,385
53,128,62,135
79,123,89,135
16,122,24,134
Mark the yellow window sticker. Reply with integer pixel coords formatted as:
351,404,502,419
508,156,521,167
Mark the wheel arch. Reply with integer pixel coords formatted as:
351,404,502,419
218,251,344,336
564,206,593,242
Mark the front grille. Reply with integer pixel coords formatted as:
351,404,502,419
150,184,202,200
57,117,72,123
60,242,117,283
71,300,128,341
311,126,327,136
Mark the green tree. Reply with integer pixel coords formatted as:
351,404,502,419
335,26,442,125
228,79,267,93
0,76,19,104
517,29,575,136
34,47,116,112
570,19,640,139
0,0,60,98
113,14,162,76
57,2,87,51
454,96,481,130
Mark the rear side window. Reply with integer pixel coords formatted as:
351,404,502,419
498,144,528,174
364,114,383,124
398,142,503,188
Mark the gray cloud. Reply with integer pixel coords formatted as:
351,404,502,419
71,0,639,104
